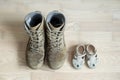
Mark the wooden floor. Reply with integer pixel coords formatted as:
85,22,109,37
0,0,120,80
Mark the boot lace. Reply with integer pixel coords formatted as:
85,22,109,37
47,30,63,53
29,30,44,53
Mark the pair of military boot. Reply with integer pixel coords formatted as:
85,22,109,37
24,11,66,70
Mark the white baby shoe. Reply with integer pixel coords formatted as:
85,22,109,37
72,45,86,69
86,44,98,69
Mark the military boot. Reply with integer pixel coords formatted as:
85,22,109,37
46,11,66,70
24,11,45,69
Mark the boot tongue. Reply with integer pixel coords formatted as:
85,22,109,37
30,23,41,31
48,22,64,32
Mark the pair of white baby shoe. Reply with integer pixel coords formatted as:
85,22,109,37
72,44,98,69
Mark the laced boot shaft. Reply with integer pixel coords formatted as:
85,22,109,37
47,30,64,53
24,11,45,69
46,11,66,70
29,29,44,53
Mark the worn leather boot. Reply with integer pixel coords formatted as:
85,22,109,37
24,11,45,69
46,11,66,70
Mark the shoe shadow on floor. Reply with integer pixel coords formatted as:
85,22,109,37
67,45,77,68
2,18,29,69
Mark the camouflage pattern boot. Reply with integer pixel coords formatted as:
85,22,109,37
24,11,45,69
46,11,66,70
